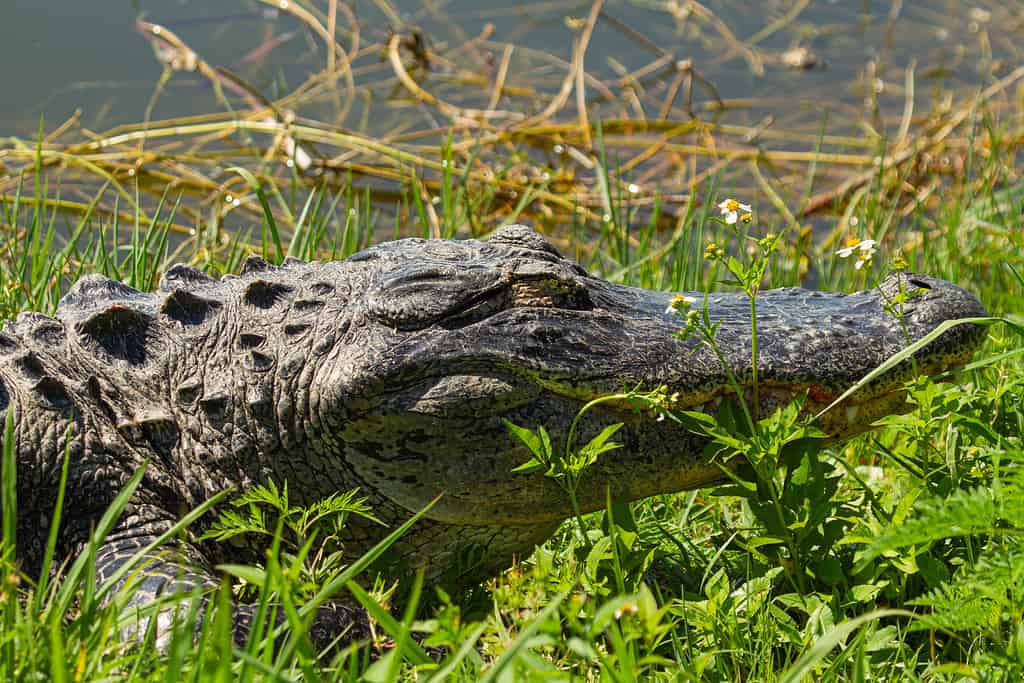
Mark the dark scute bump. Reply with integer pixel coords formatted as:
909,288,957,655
240,255,273,276
487,224,564,258
32,376,73,411
159,264,216,292
242,351,275,372
310,283,335,296
75,305,156,365
282,256,307,268
367,264,502,331
60,274,144,311
0,378,8,414
199,393,231,422
30,319,66,347
908,277,933,291
161,290,222,326
14,353,44,380
176,381,202,406
0,332,21,355
238,333,266,349
17,311,57,330
346,251,378,263
294,299,325,313
246,386,274,423
243,280,293,309
142,417,180,455
118,415,180,455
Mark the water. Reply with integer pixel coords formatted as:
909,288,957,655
1,1,1016,138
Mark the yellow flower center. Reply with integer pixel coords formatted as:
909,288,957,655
725,199,740,212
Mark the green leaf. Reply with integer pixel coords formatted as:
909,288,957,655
779,610,914,683
217,564,268,585
502,419,545,460
538,424,552,459
815,556,845,586
916,552,951,588
585,422,624,452
510,459,546,475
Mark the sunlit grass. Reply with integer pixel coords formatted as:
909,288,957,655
0,126,1022,679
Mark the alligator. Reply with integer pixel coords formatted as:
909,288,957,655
0,224,987,646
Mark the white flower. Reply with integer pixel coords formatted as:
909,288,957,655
613,602,639,619
836,239,876,258
836,238,877,269
717,198,752,225
665,294,697,315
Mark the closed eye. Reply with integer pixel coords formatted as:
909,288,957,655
437,287,513,329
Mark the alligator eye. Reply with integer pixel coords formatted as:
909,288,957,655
511,279,592,311
437,289,513,329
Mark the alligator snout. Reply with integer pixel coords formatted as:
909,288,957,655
875,271,987,336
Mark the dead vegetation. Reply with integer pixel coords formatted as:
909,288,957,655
1,0,1021,256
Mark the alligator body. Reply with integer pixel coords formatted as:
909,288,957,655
0,225,986,643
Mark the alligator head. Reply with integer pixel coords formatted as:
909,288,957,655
309,225,986,572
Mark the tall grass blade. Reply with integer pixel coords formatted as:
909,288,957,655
229,166,284,262
814,316,1001,422
2,409,16,560
778,609,913,683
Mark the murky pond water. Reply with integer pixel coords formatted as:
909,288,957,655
2,1,1017,136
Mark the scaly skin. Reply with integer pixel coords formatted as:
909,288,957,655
0,225,987,646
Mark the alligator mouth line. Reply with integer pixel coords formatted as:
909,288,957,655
538,350,977,438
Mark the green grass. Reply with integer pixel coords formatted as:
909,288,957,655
1,119,1023,682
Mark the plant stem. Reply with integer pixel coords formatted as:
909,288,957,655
749,292,760,421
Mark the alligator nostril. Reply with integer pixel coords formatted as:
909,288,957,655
908,278,932,290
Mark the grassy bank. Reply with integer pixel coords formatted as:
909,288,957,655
0,134,1022,680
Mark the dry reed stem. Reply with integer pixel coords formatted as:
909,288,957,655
800,63,1024,216
1,0,1018,255
517,0,604,128
253,0,357,124
487,44,515,113
686,1,764,76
